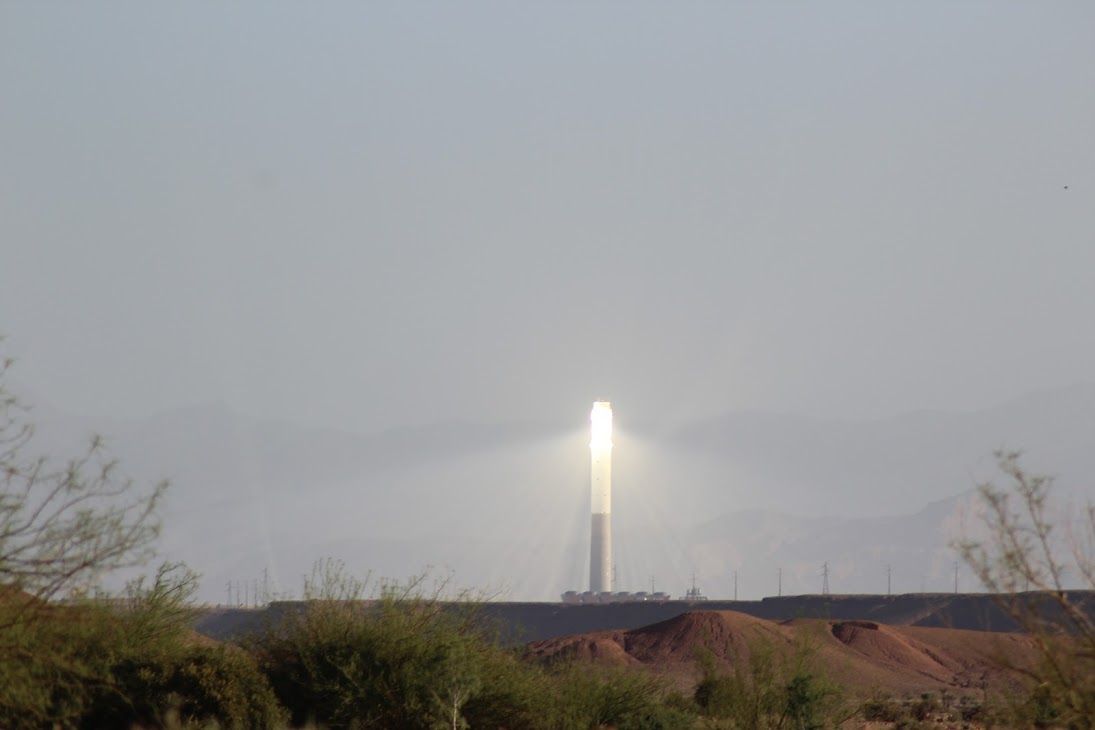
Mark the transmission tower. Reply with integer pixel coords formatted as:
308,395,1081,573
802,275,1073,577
822,562,830,595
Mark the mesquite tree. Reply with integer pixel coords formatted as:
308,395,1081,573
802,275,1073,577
958,450,1095,726
0,350,165,609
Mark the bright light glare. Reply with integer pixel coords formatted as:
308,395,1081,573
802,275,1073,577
590,401,613,449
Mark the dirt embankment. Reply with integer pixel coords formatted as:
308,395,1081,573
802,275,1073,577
526,610,1042,697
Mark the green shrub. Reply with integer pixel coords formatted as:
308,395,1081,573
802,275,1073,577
251,562,703,729
251,562,545,729
81,643,288,730
860,696,903,723
958,451,1095,728
546,664,691,730
692,629,844,729
0,563,287,730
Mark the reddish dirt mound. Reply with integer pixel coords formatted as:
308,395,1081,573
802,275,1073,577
622,610,791,665
526,611,789,669
830,620,953,677
526,631,639,667
528,610,1041,697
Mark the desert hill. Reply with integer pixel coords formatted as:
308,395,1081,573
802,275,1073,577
526,610,1040,697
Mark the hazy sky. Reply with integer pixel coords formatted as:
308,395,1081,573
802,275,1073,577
2,2,1093,434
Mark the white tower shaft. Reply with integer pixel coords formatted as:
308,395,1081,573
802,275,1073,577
590,401,613,593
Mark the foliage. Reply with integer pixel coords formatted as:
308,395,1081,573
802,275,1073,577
250,560,544,730
0,351,166,609
957,450,1095,728
0,562,286,729
82,641,287,730
858,691,1012,729
692,626,846,729
547,664,692,730
0,353,225,727
252,560,704,730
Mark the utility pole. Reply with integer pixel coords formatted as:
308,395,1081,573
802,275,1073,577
650,576,656,594
263,568,269,604
822,562,830,596
733,570,738,601
887,564,892,596
778,568,782,597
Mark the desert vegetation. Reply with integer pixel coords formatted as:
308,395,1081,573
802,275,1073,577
690,625,850,730
956,450,1095,728
0,555,695,728
0,352,283,729
4,347,1095,728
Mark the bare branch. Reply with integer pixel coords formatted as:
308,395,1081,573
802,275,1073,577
0,352,165,607
955,450,1095,725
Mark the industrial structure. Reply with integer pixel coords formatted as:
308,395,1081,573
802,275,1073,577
561,401,680,604
561,590,671,604
589,401,613,594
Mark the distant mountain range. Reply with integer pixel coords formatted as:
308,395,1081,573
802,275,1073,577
18,384,1095,603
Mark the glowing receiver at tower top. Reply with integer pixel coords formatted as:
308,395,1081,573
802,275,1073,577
589,401,613,593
